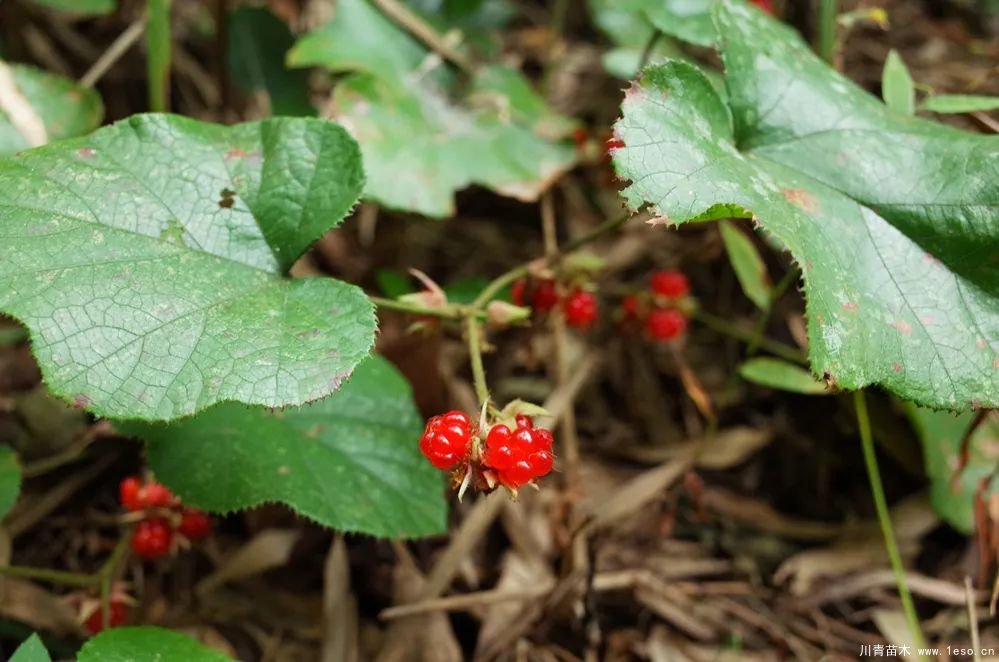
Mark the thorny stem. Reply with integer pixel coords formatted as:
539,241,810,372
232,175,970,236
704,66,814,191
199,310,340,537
855,391,928,656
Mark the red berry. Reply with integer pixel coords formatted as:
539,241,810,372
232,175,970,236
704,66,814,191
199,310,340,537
483,422,556,488
137,481,174,509
532,280,559,313
646,309,688,341
621,294,640,321
131,518,173,560
119,477,143,512
84,600,128,635
511,278,527,307
419,410,473,470
564,290,598,328
650,270,689,299
606,137,625,151
515,414,533,429
178,508,212,541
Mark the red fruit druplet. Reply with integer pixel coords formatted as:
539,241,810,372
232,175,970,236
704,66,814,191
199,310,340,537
532,280,559,313
84,600,128,635
131,518,173,560
119,477,143,512
646,309,688,341
515,414,533,429
137,481,174,509
178,508,212,541
511,278,527,306
527,450,554,477
650,270,689,299
564,290,598,328
419,410,473,470
483,422,556,488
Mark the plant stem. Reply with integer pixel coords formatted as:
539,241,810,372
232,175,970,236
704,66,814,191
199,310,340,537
693,310,806,364
854,390,927,654
97,532,132,629
80,15,145,88
0,564,96,587
746,266,800,356
466,317,490,406
637,30,662,71
368,296,473,320
371,0,475,74
147,0,172,111
818,0,838,65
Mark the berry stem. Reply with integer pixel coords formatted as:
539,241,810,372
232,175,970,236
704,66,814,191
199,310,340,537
97,531,132,630
368,296,479,320
465,316,490,407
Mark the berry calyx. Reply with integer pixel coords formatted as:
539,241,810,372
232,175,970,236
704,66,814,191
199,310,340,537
646,308,688,341
178,508,212,541
532,279,559,313
131,518,173,560
119,477,143,512
564,290,598,328
419,410,473,470
84,600,128,635
650,270,690,299
483,421,555,489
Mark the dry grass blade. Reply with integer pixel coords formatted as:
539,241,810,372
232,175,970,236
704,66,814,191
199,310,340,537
0,576,83,636
321,535,358,662
582,451,696,533
476,551,556,655
196,529,300,596
797,569,986,608
700,486,842,542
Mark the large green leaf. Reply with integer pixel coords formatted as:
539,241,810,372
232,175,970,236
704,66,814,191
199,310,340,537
10,634,50,662
228,7,313,117
126,356,447,538
289,0,575,217
0,445,21,521
910,408,999,534
0,62,103,156
0,114,374,421
620,0,715,46
78,627,232,662
612,0,999,410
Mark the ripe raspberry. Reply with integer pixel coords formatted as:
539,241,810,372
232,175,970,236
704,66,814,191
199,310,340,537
650,270,689,299
131,517,173,560
532,280,559,313
483,421,555,489
419,410,473,470
119,477,143,512
178,508,212,541
646,308,688,341
564,290,598,328
136,482,175,509
84,600,128,635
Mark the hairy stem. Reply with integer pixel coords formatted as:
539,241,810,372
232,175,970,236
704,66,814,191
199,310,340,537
466,317,490,407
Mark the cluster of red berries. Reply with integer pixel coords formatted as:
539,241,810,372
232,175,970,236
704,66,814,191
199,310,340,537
418,410,555,491
512,278,598,329
83,597,129,634
119,476,212,560
620,270,692,341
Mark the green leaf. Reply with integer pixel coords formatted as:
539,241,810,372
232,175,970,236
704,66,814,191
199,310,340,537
228,7,313,117
921,94,999,114
0,61,104,157
289,0,575,217
79,627,233,662
739,358,828,395
29,0,114,15
0,445,22,521
628,0,716,46
328,72,576,217
10,634,50,662
909,407,998,533
0,113,374,421
126,355,447,538
612,0,999,410
881,50,915,115
719,220,772,310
